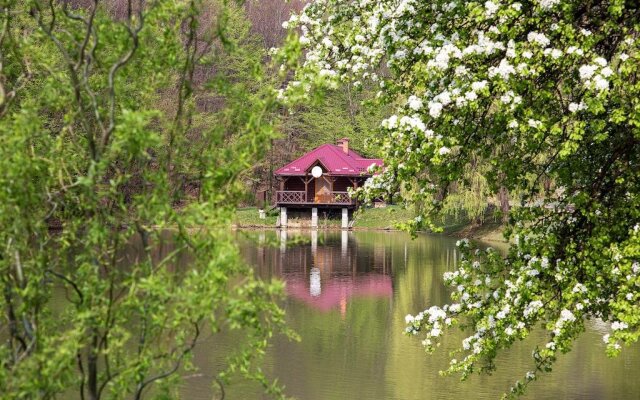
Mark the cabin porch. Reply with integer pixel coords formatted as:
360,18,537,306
275,175,365,207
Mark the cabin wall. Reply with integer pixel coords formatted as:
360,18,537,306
333,177,352,192
284,177,306,191
333,177,368,192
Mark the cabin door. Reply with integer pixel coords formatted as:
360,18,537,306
314,177,331,203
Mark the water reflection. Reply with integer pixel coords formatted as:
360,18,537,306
273,230,393,313
184,231,640,400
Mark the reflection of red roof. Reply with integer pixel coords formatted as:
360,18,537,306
285,274,392,312
275,144,383,176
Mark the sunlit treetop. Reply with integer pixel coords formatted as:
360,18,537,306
278,0,640,397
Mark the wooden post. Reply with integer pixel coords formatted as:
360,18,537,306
348,177,360,206
303,175,313,203
348,177,359,189
327,176,336,203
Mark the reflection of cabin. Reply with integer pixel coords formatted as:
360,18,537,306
251,232,393,312
274,138,383,228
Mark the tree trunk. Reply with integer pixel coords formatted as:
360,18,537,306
88,329,99,400
498,186,510,223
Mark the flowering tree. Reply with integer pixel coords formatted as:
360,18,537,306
278,0,640,396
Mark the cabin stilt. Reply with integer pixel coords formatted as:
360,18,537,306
311,207,318,228
341,208,349,229
280,207,288,228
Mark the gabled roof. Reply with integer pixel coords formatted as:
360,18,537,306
275,144,383,176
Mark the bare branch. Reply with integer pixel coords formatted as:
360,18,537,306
101,0,145,149
45,269,84,305
133,322,201,400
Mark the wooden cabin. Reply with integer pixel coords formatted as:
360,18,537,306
274,138,382,208
274,139,382,228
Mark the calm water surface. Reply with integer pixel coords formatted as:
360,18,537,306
184,230,640,400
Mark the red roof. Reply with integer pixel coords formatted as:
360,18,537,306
275,144,383,176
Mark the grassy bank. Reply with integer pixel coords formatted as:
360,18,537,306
444,220,506,242
234,205,416,230
235,206,506,242
234,207,279,227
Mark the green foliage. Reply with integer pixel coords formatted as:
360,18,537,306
280,83,388,158
0,0,291,398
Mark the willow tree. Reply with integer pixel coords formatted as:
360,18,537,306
0,0,290,398
278,0,640,396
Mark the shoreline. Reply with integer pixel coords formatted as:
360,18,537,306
232,219,507,243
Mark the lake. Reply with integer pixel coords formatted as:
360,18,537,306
182,230,640,400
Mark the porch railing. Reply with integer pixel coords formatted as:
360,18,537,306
330,191,352,204
276,191,306,204
276,191,354,205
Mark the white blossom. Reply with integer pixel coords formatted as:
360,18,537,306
579,65,597,80
611,321,628,331
600,67,613,78
429,101,443,118
537,0,559,9
568,102,586,113
527,32,550,47
408,95,423,110
488,59,515,80
559,309,576,323
484,1,499,16
524,300,543,318
593,75,609,90
471,80,488,91
595,57,608,67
